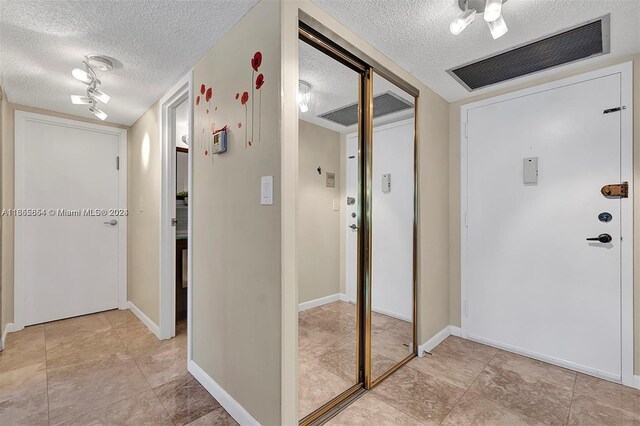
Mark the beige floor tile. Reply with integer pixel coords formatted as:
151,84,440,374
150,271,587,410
434,336,499,364
58,389,173,425
299,361,352,420
329,393,426,425
0,362,49,426
469,362,573,424
573,373,636,410
371,363,466,425
409,346,488,389
134,344,189,388
154,373,221,426
47,353,151,424
103,309,142,329
490,351,576,390
186,407,240,425
568,394,639,425
115,320,187,357
0,326,46,373
442,391,544,425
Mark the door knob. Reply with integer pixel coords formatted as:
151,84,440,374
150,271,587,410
586,233,612,243
104,219,118,226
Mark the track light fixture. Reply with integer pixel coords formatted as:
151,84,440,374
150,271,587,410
70,55,114,120
450,0,509,39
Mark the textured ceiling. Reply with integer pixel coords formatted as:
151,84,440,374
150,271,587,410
0,0,257,125
300,39,414,133
312,0,640,102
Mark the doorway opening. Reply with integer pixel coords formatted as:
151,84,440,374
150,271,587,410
159,73,193,350
297,19,419,425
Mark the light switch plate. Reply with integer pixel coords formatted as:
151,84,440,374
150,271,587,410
261,176,273,205
382,173,391,193
524,157,538,184
332,199,340,211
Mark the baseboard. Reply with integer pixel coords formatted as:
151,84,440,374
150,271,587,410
339,293,349,302
632,375,640,390
127,301,160,339
0,323,14,351
450,326,462,337
418,325,454,357
371,306,412,323
298,293,346,312
189,360,260,425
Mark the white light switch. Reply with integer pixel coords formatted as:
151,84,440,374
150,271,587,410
523,157,538,184
382,173,391,193
332,199,340,211
261,176,273,205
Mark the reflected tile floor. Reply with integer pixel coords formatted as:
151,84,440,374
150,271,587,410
299,301,413,420
329,335,640,425
0,310,236,426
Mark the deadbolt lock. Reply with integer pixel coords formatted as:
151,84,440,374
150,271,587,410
601,181,628,198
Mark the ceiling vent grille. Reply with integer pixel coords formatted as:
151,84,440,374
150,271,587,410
447,15,610,91
319,92,413,127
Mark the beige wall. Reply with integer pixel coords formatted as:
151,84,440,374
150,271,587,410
449,55,640,371
281,1,451,421
191,1,282,424
0,102,126,333
298,120,341,304
0,88,5,338
128,102,161,325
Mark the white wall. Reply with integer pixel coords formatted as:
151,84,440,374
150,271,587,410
298,120,341,305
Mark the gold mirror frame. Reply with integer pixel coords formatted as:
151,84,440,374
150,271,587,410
298,17,419,426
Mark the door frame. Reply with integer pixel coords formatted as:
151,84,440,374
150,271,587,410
14,110,128,330
159,72,193,346
460,62,634,386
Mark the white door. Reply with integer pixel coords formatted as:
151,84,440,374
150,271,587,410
15,112,125,326
466,72,625,380
346,135,358,303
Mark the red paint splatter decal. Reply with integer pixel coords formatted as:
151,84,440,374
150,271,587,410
255,74,264,90
200,84,205,95
238,122,242,128
205,87,213,102
241,92,249,105
251,51,262,72
196,96,200,106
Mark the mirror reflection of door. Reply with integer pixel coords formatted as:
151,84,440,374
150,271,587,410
175,98,189,323
369,72,416,382
297,38,361,421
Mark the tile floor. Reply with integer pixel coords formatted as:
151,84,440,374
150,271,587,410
299,301,413,419
331,336,640,425
300,302,640,425
0,309,236,426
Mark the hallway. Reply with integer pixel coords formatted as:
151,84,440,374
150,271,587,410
0,310,235,425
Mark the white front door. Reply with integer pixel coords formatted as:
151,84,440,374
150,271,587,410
15,112,126,326
465,71,627,381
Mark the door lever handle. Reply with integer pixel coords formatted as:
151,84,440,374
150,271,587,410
586,233,612,243
103,219,118,226
348,224,358,230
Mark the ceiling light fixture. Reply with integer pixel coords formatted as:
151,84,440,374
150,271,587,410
298,80,312,113
89,105,108,121
450,0,509,39
70,95,92,105
487,14,509,39
70,55,114,120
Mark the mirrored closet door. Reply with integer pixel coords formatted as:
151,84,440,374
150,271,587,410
297,18,418,426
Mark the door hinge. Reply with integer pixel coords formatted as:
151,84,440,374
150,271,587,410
601,181,629,198
603,106,626,114
116,156,120,170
